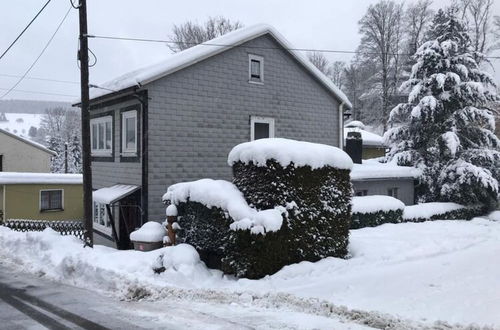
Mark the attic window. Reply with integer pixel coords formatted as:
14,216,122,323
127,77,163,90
248,54,264,84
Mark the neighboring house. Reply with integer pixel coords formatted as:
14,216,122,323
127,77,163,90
0,127,55,172
350,160,420,205
76,24,352,248
0,172,83,222
343,121,385,159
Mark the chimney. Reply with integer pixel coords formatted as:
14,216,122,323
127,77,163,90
345,131,362,164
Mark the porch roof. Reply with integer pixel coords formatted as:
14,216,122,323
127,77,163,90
93,184,140,205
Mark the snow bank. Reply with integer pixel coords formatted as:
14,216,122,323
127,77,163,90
3,219,500,326
350,160,420,181
0,172,82,184
228,138,353,170
163,179,283,234
352,195,405,214
488,210,500,221
130,222,166,242
402,202,465,220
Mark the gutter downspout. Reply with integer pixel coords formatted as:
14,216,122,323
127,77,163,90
339,102,346,150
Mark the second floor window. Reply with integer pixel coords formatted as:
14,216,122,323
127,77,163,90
90,116,112,156
122,110,137,154
248,54,264,84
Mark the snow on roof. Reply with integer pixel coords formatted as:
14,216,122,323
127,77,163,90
228,138,353,170
0,172,82,184
352,195,405,214
87,24,351,108
93,185,140,204
344,127,384,147
350,160,421,181
345,120,366,130
0,127,56,155
163,179,284,234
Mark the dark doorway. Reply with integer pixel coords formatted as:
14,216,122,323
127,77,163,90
117,191,141,249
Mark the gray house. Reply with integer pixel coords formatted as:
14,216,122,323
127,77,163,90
81,24,351,248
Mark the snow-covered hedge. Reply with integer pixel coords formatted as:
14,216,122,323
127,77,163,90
350,196,405,229
165,138,353,279
402,202,485,222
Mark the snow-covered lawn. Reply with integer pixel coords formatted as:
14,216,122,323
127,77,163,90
1,218,499,328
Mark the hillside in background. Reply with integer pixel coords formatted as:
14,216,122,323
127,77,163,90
0,99,74,114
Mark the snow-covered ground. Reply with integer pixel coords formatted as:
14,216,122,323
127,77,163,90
0,112,42,139
1,218,499,328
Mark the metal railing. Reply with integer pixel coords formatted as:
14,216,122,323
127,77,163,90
1,219,84,240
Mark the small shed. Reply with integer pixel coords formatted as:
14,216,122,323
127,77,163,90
0,172,83,222
350,160,420,205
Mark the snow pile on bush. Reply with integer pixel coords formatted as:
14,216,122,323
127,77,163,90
352,196,405,214
403,202,464,220
488,211,500,222
227,138,353,170
130,221,166,242
163,179,283,234
351,196,404,229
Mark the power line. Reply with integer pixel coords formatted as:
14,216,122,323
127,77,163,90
0,0,52,61
0,6,72,100
0,73,79,85
0,87,77,97
86,34,500,60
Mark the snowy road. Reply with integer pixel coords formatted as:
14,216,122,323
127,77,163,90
0,263,369,330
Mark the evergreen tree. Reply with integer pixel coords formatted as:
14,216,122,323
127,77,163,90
385,8,500,209
69,135,82,173
47,136,65,173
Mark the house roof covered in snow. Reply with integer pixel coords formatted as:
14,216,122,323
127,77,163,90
0,172,82,185
350,160,421,181
0,128,56,156
93,184,140,204
344,127,384,147
85,24,351,108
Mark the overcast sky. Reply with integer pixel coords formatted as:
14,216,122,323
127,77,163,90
0,0,499,103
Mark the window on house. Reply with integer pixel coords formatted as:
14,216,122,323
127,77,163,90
122,110,137,154
250,116,275,141
90,116,112,156
248,54,264,83
388,187,399,198
93,202,111,233
355,190,368,196
40,190,63,211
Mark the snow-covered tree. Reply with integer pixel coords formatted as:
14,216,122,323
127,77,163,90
385,8,500,209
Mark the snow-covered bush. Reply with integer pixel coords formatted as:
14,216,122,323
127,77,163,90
402,202,485,222
385,8,500,210
164,138,353,279
350,196,405,229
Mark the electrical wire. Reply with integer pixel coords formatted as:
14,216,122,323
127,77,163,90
0,87,77,97
0,73,79,85
0,6,73,100
0,0,52,61
86,34,500,60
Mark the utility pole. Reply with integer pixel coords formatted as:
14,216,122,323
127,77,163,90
64,142,68,173
78,0,93,247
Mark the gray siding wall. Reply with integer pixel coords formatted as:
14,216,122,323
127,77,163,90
352,179,415,205
146,34,342,220
90,99,143,189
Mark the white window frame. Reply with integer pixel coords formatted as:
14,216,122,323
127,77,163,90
39,189,64,212
248,54,264,84
250,116,275,141
93,201,112,234
90,116,113,156
121,110,138,155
